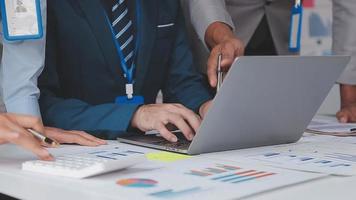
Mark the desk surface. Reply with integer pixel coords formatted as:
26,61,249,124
1,139,355,200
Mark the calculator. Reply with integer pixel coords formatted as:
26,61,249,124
22,149,146,178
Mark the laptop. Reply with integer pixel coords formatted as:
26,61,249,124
118,56,350,155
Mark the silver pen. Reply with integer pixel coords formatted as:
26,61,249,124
27,129,60,147
217,54,223,92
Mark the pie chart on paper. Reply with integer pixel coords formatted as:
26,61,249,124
117,178,158,188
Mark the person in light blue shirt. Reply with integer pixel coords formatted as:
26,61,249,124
0,0,107,160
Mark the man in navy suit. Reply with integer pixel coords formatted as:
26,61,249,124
39,0,213,142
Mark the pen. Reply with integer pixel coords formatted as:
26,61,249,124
27,129,60,147
217,53,223,92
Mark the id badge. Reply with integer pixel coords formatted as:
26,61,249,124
0,0,43,41
289,3,303,52
115,96,144,105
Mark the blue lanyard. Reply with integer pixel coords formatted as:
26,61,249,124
105,0,141,84
289,0,303,52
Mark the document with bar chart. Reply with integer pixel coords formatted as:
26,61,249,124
215,141,356,176
113,158,324,200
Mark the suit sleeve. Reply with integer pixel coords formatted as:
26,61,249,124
163,8,213,113
333,0,356,85
39,7,139,139
182,0,234,45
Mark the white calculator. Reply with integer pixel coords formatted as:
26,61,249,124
22,149,146,179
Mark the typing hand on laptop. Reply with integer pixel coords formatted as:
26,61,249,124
130,103,202,142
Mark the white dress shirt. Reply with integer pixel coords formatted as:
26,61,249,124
0,0,46,117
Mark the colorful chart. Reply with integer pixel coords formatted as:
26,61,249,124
186,164,240,177
212,170,275,184
185,164,275,184
117,178,158,188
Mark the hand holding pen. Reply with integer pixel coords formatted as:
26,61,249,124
27,129,60,147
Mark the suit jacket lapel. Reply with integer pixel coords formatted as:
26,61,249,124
133,0,157,93
77,0,124,83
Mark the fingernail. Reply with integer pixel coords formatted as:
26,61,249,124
210,80,216,88
44,154,54,161
48,155,55,161
188,134,194,141
92,142,100,147
171,137,178,143
340,117,347,123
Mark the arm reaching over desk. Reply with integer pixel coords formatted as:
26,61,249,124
0,113,106,160
337,85,356,123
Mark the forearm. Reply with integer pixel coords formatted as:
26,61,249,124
40,93,140,139
340,84,356,107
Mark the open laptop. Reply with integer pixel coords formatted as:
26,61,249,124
118,56,350,155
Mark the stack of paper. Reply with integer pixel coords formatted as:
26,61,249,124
307,116,356,136
207,139,356,176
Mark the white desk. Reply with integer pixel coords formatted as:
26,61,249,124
1,140,356,200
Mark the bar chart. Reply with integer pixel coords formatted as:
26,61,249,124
185,163,276,184
185,164,240,177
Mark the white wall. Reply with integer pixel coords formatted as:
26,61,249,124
317,85,340,115
301,0,339,115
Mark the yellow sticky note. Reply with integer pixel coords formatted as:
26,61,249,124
146,151,192,162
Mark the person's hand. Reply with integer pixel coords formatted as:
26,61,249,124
0,113,53,160
131,104,202,142
44,127,107,147
199,100,212,119
0,113,107,160
205,22,245,87
337,84,356,123
337,104,356,123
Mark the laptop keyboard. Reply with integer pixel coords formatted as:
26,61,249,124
152,139,191,150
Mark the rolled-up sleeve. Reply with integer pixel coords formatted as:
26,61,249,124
0,0,46,117
184,0,235,44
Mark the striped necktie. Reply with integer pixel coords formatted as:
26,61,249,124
109,0,135,69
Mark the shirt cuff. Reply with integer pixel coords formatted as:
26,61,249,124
5,97,41,118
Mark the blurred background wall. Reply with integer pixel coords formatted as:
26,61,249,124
301,0,339,115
